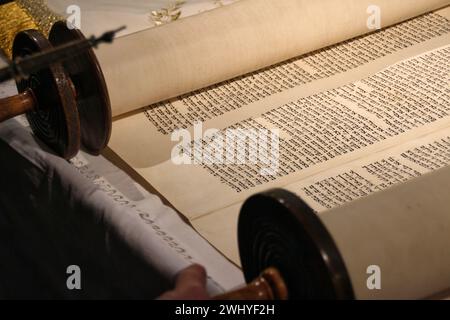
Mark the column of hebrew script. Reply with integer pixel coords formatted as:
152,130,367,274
144,13,450,135
97,0,450,116
290,129,450,212
109,8,450,168
141,44,450,219
193,126,450,266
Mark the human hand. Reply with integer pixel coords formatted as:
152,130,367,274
157,264,210,300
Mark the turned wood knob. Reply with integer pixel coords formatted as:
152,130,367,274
0,89,35,122
11,29,80,159
237,189,355,300
49,21,111,156
215,268,288,300
0,22,111,159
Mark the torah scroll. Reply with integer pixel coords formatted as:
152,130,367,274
94,0,450,117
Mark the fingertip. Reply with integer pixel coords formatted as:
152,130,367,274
188,264,207,277
176,264,208,287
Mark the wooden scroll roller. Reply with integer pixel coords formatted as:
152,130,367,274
0,22,121,159
215,189,354,300
218,171,450,300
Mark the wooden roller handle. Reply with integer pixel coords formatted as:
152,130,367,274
214,268,288,300
0,89,36,122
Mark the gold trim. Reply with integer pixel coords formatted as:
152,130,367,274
16,0,62,35
0,0,61,57
0,2,37,57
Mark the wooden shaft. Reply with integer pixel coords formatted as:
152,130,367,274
0,89,36,122
214,268,289,300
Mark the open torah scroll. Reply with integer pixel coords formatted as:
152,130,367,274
95,0,450,299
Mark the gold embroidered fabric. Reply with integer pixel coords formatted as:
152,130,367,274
0,0,61,57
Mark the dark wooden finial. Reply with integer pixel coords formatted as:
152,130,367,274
215,267,288,300
0,23,113,159
237,189,355,300
0,89,35,122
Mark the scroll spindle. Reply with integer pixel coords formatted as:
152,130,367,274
236,189,354,300
214,268,288,300
0,23,119,159
0,88,35,122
